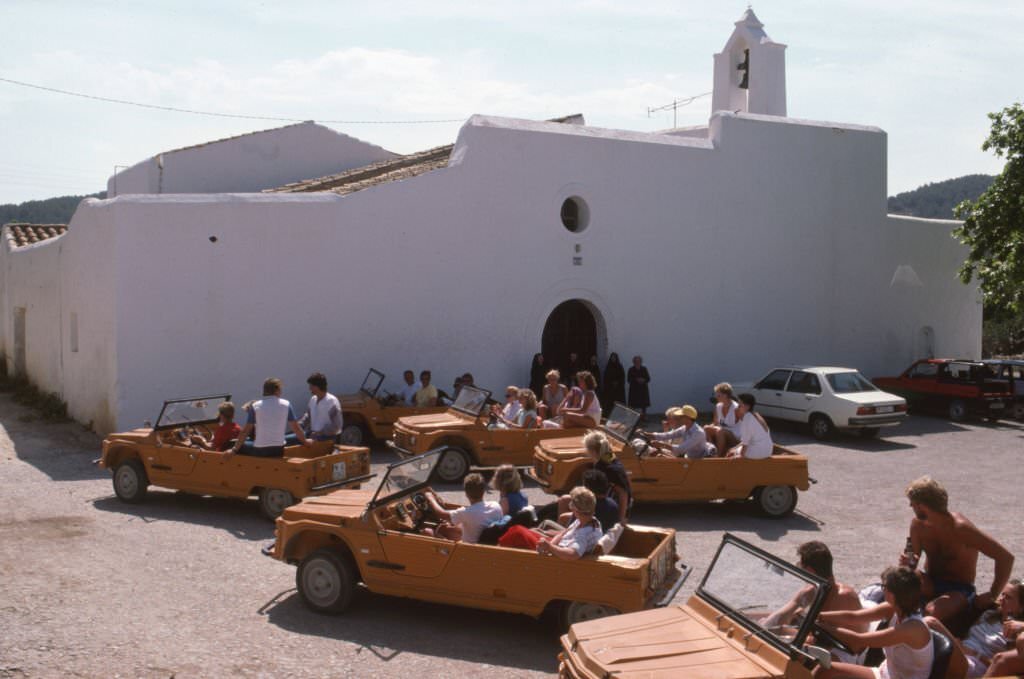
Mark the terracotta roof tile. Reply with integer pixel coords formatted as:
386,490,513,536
3,223,67,248
268,144,453,195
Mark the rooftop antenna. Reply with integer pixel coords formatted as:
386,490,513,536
646,91,712,128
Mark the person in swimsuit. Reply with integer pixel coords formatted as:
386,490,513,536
816,567,952,679
540,369,568,419
899,476,1014,625
559,371,602,428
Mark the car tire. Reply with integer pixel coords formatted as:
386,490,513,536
339,423,366,446
113,459,148,503
559,601,621,632
858,427,880,439
809,414,834,440
258,487,295,520
754,485,797,518
434,446,470,483
296,548,356,614
948,399,967,422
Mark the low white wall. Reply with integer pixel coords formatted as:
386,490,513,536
107,123,396,197
70,112,979,432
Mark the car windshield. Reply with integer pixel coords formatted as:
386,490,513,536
155,395,231,430
451,385,491,417
369,448,444,507
601,403,642,443
826,371,878,393
699,534,828,653
360,369,385,397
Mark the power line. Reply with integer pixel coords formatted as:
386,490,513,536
0,76,464,125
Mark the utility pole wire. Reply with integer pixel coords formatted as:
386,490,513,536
0,76,464,124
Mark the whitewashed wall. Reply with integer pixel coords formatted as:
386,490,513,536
46,112,978,432
107,122,396,197
1,235,64,388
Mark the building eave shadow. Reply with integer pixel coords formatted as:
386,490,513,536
260,587,558,672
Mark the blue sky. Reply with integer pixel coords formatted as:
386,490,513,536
1,0,1021,204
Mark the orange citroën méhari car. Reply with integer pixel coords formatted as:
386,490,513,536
97,394,372,519
528,404,812,518
389,384,594,482
263,447,689,631
335,369,446,445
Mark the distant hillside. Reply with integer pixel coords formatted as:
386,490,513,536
888,174,994,219
0,192,104,227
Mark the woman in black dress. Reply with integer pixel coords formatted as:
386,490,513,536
602,352,626,414
627,355,651,419
587,355,602,392
529,353,546,396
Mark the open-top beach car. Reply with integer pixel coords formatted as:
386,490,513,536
527,404,811,518
96,394,372,519
337,368,446,445
558,533,963,678
263,448,688,631
389,384,592,482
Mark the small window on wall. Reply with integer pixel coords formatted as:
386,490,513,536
70,312,79,353
560,197,590,233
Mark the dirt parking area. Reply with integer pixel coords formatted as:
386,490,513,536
2,394,1022,678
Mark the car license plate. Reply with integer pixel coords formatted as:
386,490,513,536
877,406,894,414
990,402,1004,409
332,461,347,480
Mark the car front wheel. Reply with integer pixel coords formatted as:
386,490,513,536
339,423,365,446
296,548,356,614
755,485,797,518
809,414,834,440
434,447,470,483
560,601,621,631
113,459,148,503
258,488,295,520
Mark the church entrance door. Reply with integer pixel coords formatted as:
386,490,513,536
541,300,597,379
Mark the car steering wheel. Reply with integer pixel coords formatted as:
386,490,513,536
809,622,855,656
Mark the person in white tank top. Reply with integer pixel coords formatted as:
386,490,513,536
230,377,311,456
559,371,602,428
816,566,954,679
704,382,741,456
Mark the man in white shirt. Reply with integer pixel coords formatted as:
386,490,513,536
300,372,343,441
728,393,774,460
424,473,502,543
231,377,311,456
399,370,418,406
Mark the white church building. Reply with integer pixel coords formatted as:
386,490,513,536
0,10,979,434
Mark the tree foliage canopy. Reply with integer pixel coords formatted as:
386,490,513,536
954,103,1024,313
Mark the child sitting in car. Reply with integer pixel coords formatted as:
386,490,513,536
190,402,241,452
423,473,503,544
492,464,529,516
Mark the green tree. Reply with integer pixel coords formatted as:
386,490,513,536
954,103,1024,314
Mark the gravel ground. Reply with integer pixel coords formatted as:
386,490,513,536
1,393,1022,678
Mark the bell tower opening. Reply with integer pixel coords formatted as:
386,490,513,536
711,8,787,117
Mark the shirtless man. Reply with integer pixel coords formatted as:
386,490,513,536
764,541,867,662
901,476,1014,625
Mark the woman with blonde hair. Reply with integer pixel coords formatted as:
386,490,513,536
494,388,539,429
540,369,568,419
491,464,528,516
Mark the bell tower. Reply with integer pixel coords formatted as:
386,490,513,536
711,8,787,117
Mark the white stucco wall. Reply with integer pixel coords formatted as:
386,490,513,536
107,122,396,197
2,235,64,388
44,111,977,432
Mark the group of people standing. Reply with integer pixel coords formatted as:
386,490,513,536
529,352,652,418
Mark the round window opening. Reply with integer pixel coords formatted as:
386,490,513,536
560,196,590,233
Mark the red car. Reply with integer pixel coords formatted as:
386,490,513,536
874,359,1012,421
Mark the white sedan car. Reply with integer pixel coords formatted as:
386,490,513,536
735,366,907,439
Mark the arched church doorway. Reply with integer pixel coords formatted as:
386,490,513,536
542,300,599,378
